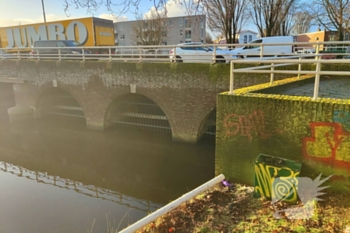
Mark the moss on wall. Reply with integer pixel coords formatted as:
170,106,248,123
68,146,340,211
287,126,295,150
216,76,350,193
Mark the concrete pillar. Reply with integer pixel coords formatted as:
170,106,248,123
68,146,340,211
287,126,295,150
172,130,199,144
7,106,34,123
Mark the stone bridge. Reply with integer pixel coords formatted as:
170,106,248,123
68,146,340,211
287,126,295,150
0,60,291,143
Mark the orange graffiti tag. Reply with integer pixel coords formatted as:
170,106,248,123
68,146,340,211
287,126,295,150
303,122,350,169
223,110,270,141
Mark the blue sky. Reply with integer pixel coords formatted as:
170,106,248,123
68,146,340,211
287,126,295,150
0,0,271,39
0,0,194,25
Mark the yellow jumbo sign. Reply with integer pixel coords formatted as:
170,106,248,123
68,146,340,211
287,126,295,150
1,18,98,48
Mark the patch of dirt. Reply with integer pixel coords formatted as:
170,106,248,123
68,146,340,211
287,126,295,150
135,183,350,233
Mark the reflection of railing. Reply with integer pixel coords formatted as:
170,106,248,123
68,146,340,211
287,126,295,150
0,161,160,212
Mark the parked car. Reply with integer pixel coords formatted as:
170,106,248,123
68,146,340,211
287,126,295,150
32,40,92,57
169,42,237,63
231,36,294,58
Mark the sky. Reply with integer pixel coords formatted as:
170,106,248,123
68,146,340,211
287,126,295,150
0,0,261,39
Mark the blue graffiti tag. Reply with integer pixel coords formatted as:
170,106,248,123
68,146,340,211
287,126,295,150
333,110,350,131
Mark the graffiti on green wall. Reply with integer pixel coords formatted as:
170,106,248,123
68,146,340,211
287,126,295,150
254,155,301,203
223,110,281,141
303,122,350,170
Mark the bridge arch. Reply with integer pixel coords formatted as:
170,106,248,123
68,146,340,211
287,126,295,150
193,107,217,142
35,87,86,124
104,90,174,135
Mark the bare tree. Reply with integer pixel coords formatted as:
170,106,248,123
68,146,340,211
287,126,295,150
131,11,168,45
249,0,298,37
63,0,184,15
291,11,313,34
309,0,350,41
205,32,213,43
197,0,248,44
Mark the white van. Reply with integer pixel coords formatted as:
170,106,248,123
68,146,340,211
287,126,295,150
232,36,294,58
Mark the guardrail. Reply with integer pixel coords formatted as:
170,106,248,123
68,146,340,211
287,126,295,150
228,52,350,100
0,41,349,63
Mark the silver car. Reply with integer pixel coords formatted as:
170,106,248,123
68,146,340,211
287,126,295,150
169,42,237,63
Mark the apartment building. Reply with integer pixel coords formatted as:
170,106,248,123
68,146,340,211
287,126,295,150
113,15,206,46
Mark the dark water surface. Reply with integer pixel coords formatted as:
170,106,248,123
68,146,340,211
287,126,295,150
0,105,215,232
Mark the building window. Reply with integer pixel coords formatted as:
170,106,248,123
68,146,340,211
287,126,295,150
120,34,125,39
179,18,183,26
180,40,182,43
345,33,349,41
248,35,252,42
162,41,167,45
184,18,191,28
201,28,204,38
185,30,191,39
244,35,247,43
200,18,204,28
180,30,183,36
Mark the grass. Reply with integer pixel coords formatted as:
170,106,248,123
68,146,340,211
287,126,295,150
131,183,350,233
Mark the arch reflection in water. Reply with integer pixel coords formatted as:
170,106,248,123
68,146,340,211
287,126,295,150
0,117,214,232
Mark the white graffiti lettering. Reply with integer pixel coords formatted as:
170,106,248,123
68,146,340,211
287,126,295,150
5,21,89,48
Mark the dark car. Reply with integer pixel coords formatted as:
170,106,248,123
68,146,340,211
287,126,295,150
32,40,91,57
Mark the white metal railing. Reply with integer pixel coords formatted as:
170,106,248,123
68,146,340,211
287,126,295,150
0,41,349,63
228,53,350,100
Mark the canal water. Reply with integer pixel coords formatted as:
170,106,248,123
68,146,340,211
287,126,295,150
0,86,215,233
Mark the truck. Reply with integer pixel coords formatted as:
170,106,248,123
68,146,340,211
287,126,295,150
0,17,115,54
231,36,294,58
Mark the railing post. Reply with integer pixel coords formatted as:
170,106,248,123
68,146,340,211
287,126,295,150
82,48,85,61
17,48,21,60
229,61,234,94
315,42,320,61
270,62,274,85
298,56,302,79
173,45,177,62
212,45,217,63
139,47,142,62
260,43,264,58
312,56,321,100
109,47,112,61
58,48,61,61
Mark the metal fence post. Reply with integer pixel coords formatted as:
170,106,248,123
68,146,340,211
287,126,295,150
229,61,234,94
312,56,321,100
315,42,320,61
260,43,264,58
139,47,142,62
173,45,177,62
82,48,85,61
58,48,61,61
109,47,112,61
17,48,21,60
270,62,274,85
212,45,217,63
298,56,302,79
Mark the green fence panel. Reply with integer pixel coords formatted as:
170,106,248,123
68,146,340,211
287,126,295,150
254,154,302,203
